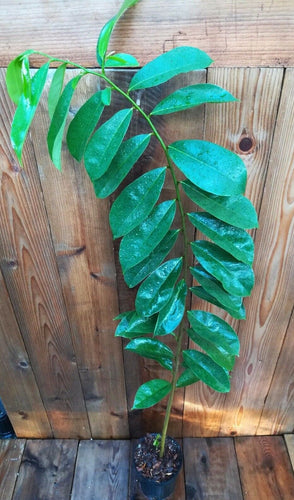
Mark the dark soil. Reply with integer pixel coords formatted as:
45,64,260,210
134,433,182,483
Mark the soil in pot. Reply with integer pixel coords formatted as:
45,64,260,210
134,433,182,499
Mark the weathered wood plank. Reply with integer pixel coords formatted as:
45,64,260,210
285,434,294,470
183,437,243,499
0,270,52,438
30,71,129,439
128,438,185,499
0,69,90,438
12,440,78,500
235,436,294,499
1,0,294,68
0,440,25,500
71,440,130,500
183,68,284,437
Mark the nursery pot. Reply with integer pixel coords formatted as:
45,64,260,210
134,433,182,499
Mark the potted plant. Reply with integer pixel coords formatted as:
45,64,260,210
6,0,258,497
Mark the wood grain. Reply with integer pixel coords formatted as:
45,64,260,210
285,434,294,470
13,439,78,500
71,440,130,500
0,440,25,500
235,436,294,499
1,0,294,68
0,69,90,438
183,437,243,499
183,68,284,437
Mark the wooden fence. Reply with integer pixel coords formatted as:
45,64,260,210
0,0,293,439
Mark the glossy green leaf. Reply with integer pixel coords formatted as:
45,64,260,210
66,90,106,161
190,286,246,320
119,200,176,272
129,47,212,91
188,212,254,265
132,379,172,410
181,180,258,229
47,73,82,170
84,108,133,181
124,229,179,288
191,240,254,296
125,338,174,370
183,350,230,392
109,167,166,238
176,369,200,388
6,51,35,104
101,87,112,105
169,140,247,196
11,62,50,164
154,280,187,336
48,63,67,120
115,310,156,338
151,83,238,115
190,265,242,313
188,310,240,370
135,258,182,317
105,53,140,67
94,134,151,199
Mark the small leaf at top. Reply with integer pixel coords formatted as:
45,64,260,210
169,140,247,196
47,73,83,170
151,83,238,115
183,349,230,393
129,47,212,91
105,53,140,67
132,379,172,410
84,108,133,181
67,90,105,161
48,63,67,120
181,180,258,229
109,167,166,238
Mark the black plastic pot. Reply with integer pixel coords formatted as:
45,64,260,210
0,399,15,439
134,434,182,499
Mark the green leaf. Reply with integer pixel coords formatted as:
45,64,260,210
176,369,200,388
169,140,247,196
190,286,246,320
115,310,156,338
6,52,34,104
10,62,50,164
154,280,187,336
183,350,230,392
119,200,176,272
101,87,112,105
93,134,151,199
47,73,83,170
188,310,240,370
109,167,166,238
124,229,180,288
129,47,212,91
66,90,105,161
181,180,258,229
84,108,133,181
135,258,182,317
151,83,238,115
191,240,254,297
132,379,172,410
105,53,140,67
188,212,254,265
190,265,242,313
48,63,67,120
125,338,174,370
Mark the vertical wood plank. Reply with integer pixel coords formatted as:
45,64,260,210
71,440,130,500
235,436,294,499
30,70,129,439
183,67,284,436
13,439,78,500
0,270,52,437
0,440,25,500
0,69,90,438
285,435,294,470
183,437,243,499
